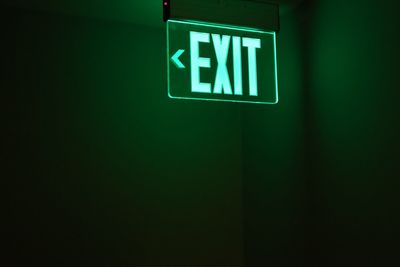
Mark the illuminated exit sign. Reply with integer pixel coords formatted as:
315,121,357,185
167,20,278,104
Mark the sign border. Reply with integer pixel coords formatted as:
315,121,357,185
167,19,279,105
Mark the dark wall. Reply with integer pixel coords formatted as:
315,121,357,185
4,1,400,267
308,0,400,266
242,1,400,266
3,6,244,266
241,7,306,267
243,0,400,266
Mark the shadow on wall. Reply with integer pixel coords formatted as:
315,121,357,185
308,0,400,266
242,0,400,266
3,6,244,266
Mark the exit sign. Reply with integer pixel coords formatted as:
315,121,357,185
167,20,278,104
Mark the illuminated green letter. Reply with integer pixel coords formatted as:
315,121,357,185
243,37,261,96
190,31,211,93
232,36,243,96
212,34,232,95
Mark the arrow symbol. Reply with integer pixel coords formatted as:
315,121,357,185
171,49,185,69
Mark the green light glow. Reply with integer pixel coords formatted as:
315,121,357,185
167,19,279,104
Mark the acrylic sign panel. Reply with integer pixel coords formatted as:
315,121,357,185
167,20,278,104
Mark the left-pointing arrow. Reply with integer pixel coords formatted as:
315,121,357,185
171,49,185,69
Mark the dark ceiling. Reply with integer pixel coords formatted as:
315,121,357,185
3,0,303,27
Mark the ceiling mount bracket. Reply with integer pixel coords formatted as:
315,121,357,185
163,0,279,32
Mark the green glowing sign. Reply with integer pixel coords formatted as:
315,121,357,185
167,19,278,104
